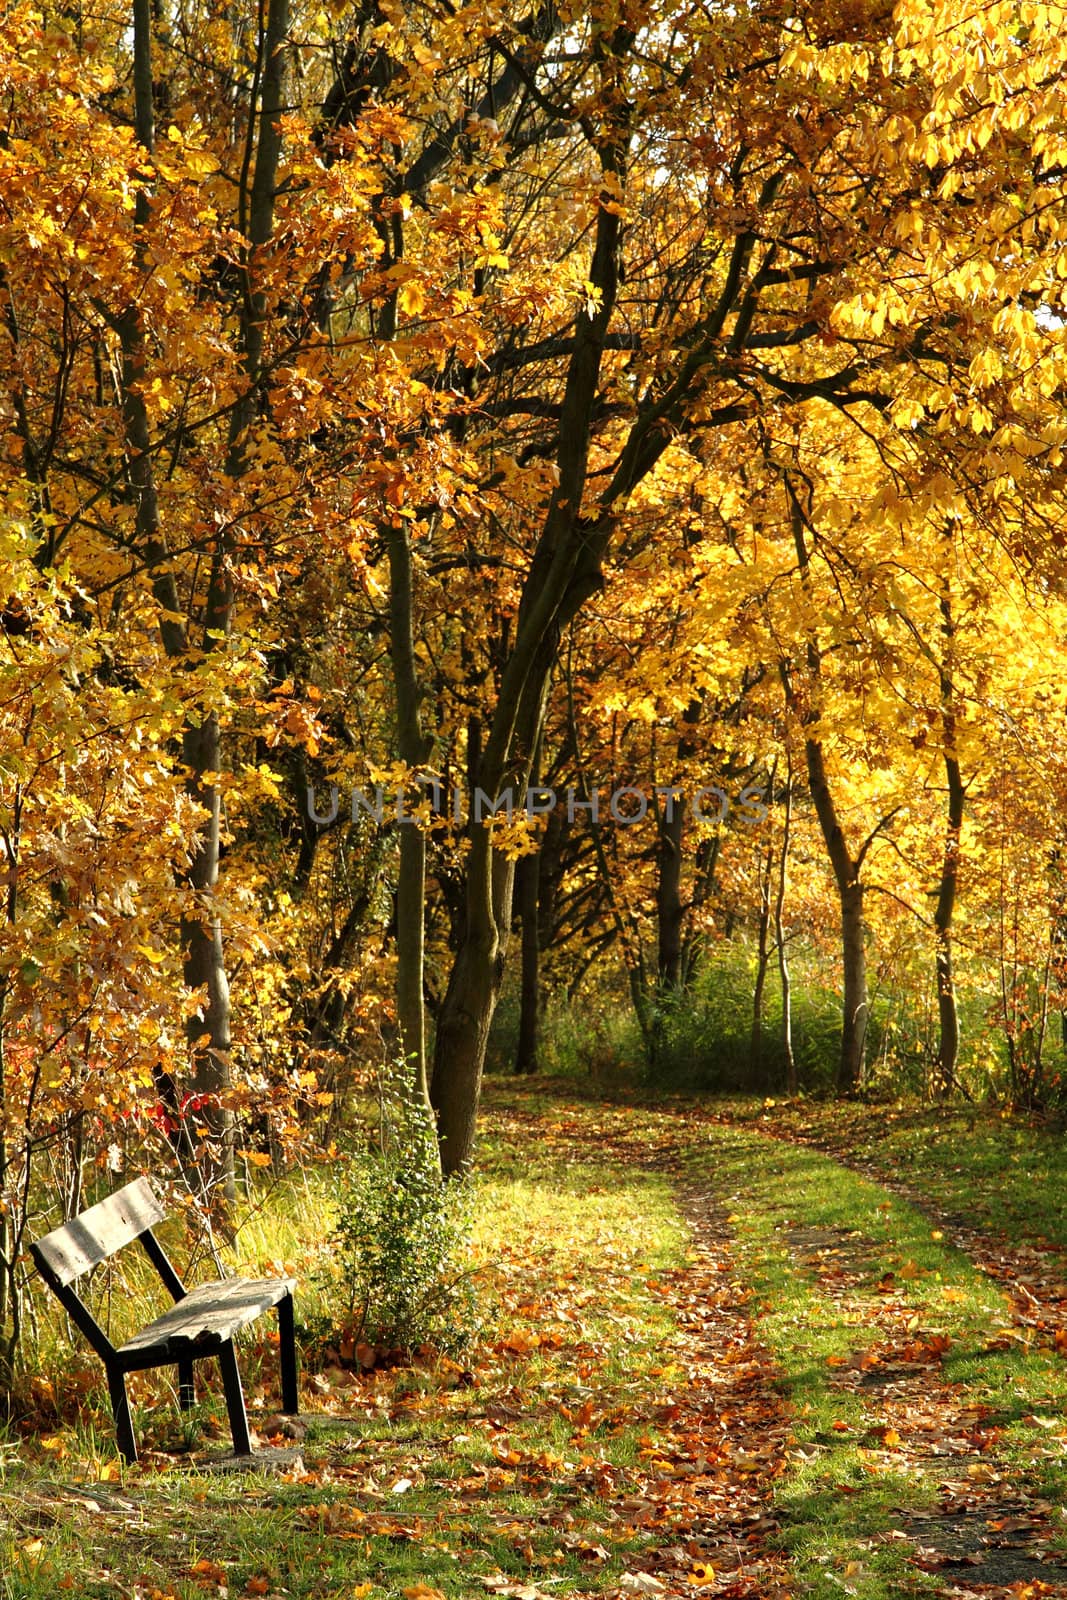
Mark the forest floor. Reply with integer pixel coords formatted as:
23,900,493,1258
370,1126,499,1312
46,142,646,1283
4,1085,1067,1600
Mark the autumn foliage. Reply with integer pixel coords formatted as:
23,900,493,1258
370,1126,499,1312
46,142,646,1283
3,0,1067,1379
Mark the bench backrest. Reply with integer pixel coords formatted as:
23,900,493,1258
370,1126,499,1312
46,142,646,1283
32,1177,166,1286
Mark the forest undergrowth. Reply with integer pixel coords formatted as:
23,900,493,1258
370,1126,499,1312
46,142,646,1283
5,1086,1067,1600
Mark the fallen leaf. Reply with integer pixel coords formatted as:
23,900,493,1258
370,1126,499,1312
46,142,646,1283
620,1574,667,1596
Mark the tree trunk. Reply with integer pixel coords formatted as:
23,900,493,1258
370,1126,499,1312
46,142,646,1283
934,579,964,1095
181,711,234,1195
749,831,774,1092
785,475,870,1098
653,700,702,1031
431,830,514,1172
681,831,720,987
839,877,868,1095
387,520,432,1108
655,795,685,991
432,111,630,1168
125,0,215,1186
514,851,541,1075
774,763,796,1094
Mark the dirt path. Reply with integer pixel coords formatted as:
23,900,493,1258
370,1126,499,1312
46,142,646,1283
637,1182,794,1600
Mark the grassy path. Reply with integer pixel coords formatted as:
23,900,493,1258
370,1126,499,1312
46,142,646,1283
685,1120,1067,1599
5,1088,1067,1600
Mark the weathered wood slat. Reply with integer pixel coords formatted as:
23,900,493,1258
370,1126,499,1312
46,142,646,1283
119,1276,296,1355
33,1177,167,1286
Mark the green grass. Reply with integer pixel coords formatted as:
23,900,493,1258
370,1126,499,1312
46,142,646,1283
727,1098,1067,1253
1,1104,690,1600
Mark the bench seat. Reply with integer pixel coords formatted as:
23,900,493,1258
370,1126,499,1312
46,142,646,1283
117,1275,297,1365
31,1178,299,1464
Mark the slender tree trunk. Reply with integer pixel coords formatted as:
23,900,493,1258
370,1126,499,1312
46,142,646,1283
123,0,210,1182
649,706,702,1067
0,965,14,1386
839,876,868,1094
933,774,963,1093
934,576,964,1094
1034,936,1053,1104
655,795,685,991
681,831,720,987
774,762,796,1093
783,473,870,1096
387,520,432,1108
749,831,774,1091
515,851,541,1074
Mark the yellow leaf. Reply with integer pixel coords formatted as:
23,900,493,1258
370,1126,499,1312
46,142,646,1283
186,149,219,177
239,1149,273,1167
398,280,426,317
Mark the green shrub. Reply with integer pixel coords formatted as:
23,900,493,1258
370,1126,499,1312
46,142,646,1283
485,971,644,1080
647,944,875,1095
320,1068,478,1356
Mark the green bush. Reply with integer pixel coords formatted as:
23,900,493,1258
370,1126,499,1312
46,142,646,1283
485,971,644,1079
647,944,877,1095
320,1068,478,1356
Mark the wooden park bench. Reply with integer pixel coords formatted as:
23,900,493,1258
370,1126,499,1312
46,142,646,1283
30,1176,298,1464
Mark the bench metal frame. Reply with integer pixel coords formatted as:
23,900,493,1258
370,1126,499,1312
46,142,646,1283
30,1177,298,1464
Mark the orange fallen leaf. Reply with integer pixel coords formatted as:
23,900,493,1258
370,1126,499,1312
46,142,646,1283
191,1558,226,1584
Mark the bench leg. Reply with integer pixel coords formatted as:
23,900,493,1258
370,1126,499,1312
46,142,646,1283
278,1291,298,1415
218,1340,252,1456
177,1357,195,1412
105,1363,137,1465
